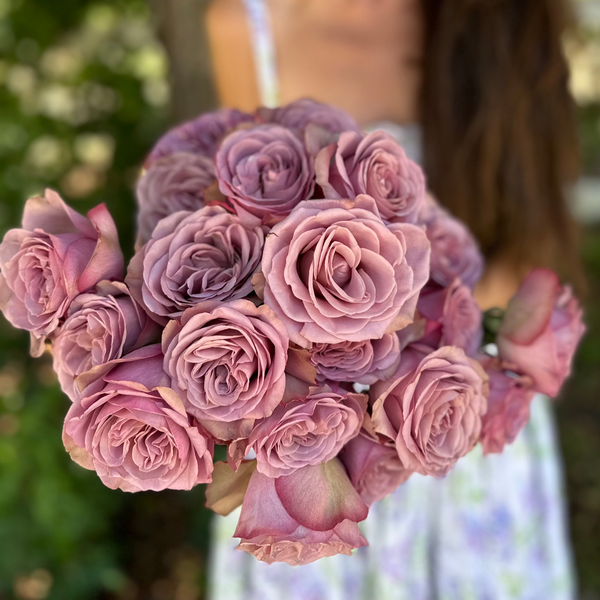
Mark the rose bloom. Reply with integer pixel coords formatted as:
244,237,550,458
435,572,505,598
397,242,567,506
340,431,412,506
424,204,484,289
163,300,288,427
126,206,264,323
497,268,585,397
479,360,535,455
51,281,159,401
136,152,215,247
257,98,360,136
235,459,368,565
145,108,255,164
371,345,488,477
0,189,123,354
315,131,425,223
416,280,483,356
262,195,430,347
249,386,366,478
310,333,401,385
62,345,214,492
215,124,315,224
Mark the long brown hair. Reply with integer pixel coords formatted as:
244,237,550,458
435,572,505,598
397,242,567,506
421,0,584,287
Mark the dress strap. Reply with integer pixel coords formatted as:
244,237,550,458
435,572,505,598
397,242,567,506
242,0,281,107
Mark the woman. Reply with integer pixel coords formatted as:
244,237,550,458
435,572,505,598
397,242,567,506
205,1,582,598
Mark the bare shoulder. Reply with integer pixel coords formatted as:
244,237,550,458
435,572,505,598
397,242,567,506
206,0,260,111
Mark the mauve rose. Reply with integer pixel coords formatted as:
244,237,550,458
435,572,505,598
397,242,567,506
0,190,123,355
262,195,430,347
340,431,412,506
371,345,488,477
146,108,255,164
497,268,585,397
416,280,482,356
235,459,368,565
126,206,264,323
136,152,215,247
162,300,289,425
249,386,366,478
257,98,360,136
215,124,315,224
62,345,214,492
424,204,484,289
51,281,159,401
479,360,534,455
310,334,401,385
315,131,425,223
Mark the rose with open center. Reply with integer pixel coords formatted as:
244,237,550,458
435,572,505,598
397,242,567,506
262,195,430,347
249,387,366,478
162,300,289,425
126,206,264,323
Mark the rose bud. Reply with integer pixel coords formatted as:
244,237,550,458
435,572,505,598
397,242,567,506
371,345,488,478
310,334,401,385
315,131,425,223
51,281,160,400
234,459,368,565
126,206,264,323
215,124,315,224
262,195,430,347
145,108,255,165
497,268,585,397
162,300,289,427
249,386,366,478
0,189,123,355
62,345,214,492
136,152,215,247
340,430,413,506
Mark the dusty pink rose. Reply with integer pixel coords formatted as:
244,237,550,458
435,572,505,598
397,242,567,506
234,459,368,565
310,334,401,385
340,431,412,506
215,124,315,224
51,281,159,400
136,152,215,247
315,131,425,223
371,345,488,477
0,190,123,354
126,206,264,323
479,360,534,454
62,345,214,492
162,300,288,425
257,98,360,136
424,205,484,289
248,386,366,478
146,108,255,164
415,280,482,356
497,268,585,397
262,195,430,347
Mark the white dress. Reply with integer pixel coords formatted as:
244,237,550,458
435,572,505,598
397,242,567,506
208,2,576,598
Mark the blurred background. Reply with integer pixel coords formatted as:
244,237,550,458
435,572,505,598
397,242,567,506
0,1,598,599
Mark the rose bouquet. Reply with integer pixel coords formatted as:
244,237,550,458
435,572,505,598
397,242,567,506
0,99,585,565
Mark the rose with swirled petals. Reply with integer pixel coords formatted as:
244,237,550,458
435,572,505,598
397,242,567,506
371,345,488,477
145,108,255,164
162,300,289,426
62,345,214,492
136,152,215,247
126,206,264,323
310,334,401,385
51,281,160,400
215,124,315,224
315,131,425,223
249,387,366,478
262,195,430,347
0,189,123,355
